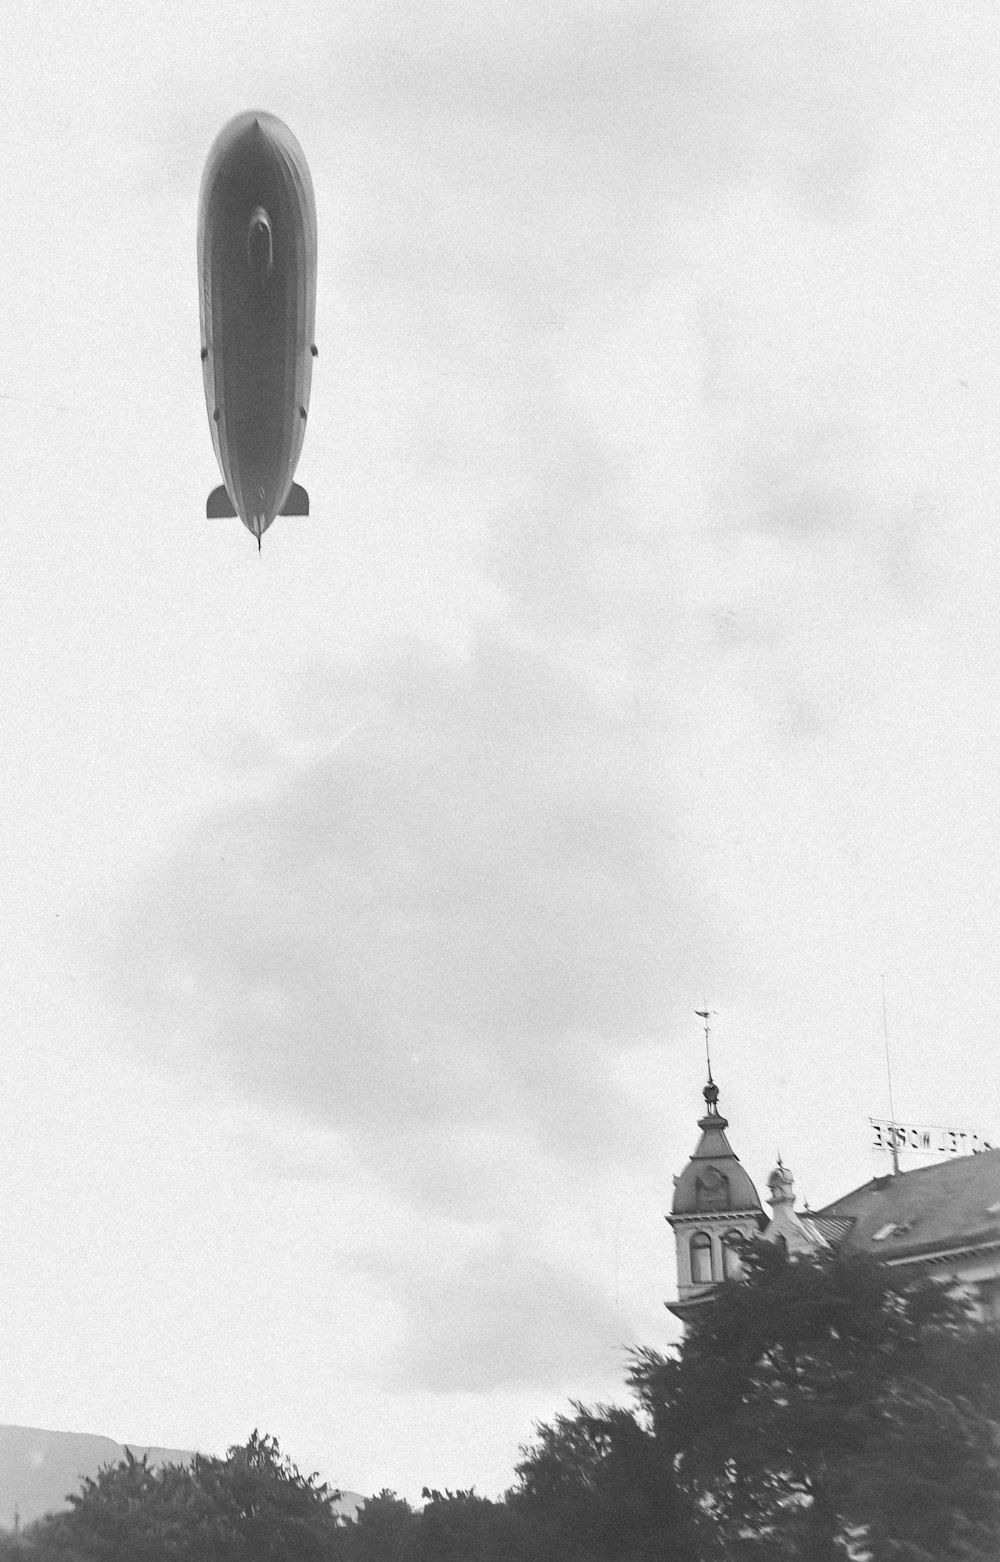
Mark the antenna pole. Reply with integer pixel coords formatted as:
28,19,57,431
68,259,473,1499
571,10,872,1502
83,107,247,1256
881,975,900,1175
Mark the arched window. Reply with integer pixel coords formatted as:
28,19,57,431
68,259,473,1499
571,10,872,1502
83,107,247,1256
690,1231,714,1285
722,1230,743,1280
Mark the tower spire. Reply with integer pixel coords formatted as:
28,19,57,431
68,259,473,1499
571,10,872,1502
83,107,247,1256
668,1028,765,1326
695,1007,716,1084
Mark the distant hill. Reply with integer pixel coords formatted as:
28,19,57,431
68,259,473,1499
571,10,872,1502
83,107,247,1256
0,1425,363,1530
0,1425,192,1529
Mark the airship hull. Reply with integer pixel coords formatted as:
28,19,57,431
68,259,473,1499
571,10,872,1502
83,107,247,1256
198,112,317,542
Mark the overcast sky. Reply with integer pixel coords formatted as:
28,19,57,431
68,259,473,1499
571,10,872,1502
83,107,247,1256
1,0,999,1502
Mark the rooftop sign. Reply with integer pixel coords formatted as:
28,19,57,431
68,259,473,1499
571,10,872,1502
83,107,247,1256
871,1118,994,1157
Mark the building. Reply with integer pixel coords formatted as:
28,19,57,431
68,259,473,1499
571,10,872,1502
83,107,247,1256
666,1075,766,1325
814,1152,1000,1324
760,1159,850,1256
668,1074,1000,1326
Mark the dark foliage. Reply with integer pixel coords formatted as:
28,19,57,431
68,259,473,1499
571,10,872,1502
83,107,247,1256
414,1489,518,1562
333,1492,415,1562
510,1400,700,1561
627,1240,1000,1559
13,1432,341,1562
331,1487,523,1562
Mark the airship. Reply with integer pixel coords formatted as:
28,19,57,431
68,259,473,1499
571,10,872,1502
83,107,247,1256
198,111,317,547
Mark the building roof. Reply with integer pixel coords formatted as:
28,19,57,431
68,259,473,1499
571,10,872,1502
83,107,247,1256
814,1148,1000,1264
800,1213,854,1246
762,1161,845,1253
671,1079,764,1219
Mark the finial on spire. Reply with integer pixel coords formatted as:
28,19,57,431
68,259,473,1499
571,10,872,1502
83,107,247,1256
695,1007,716,1084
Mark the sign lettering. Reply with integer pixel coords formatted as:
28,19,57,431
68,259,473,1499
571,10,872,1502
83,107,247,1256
869,1118,993,1156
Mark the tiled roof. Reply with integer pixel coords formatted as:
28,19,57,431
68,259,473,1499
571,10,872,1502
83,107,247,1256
798,1213,854,1247
671,1118,763,1217
813,1148,1000,1263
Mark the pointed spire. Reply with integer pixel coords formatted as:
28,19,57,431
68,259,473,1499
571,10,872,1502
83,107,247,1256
671,1014,759,1212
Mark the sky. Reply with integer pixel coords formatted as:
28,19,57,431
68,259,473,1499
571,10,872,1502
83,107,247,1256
1,0,1000,1504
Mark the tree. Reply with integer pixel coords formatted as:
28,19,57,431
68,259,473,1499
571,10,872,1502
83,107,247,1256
851,1381,1000,1562
30,1450,201,1562
190,1430,342,1561
511,1401,700,1561
414,1488,516,1562
628,1240,1000,1560
333,1491,416,1562
21,1433,343,1562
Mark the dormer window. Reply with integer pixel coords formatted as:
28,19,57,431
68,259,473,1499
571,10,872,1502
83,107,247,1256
872,1222,910,1241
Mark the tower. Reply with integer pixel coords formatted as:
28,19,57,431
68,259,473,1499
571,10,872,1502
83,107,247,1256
667,1075,766,1324
762,1159,829,1255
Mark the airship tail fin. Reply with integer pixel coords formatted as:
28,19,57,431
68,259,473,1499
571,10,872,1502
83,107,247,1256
207,484,238,518
280,482,309,516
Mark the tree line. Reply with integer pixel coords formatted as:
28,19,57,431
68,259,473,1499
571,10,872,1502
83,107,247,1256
2,1242,999,1560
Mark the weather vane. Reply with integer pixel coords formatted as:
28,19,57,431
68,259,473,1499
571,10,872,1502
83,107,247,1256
695,1007,717,1083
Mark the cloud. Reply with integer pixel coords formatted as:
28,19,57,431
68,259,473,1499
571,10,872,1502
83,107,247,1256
116,627,701,1187
131,3,874,293
107,0,891,1390
314,0,876,358
108,351,711,1380
353,1229,632,1394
